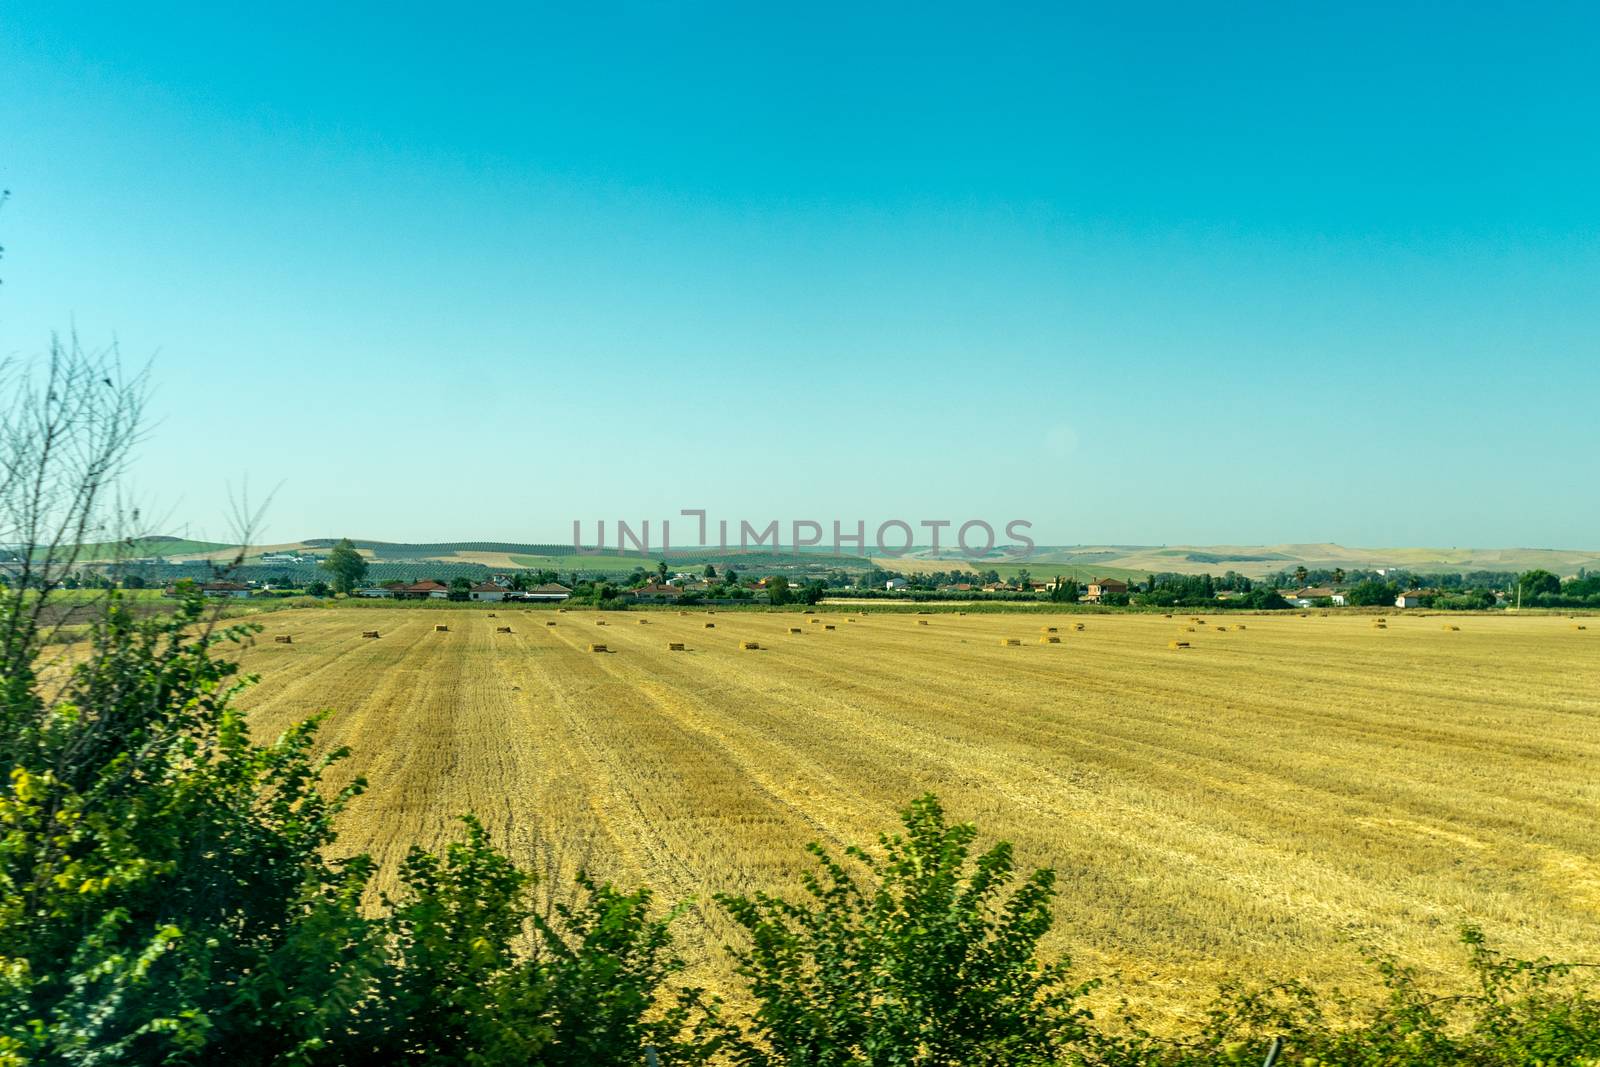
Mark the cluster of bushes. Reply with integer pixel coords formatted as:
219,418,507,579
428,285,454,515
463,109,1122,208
2,591,1597,1065
1516,570,1600,609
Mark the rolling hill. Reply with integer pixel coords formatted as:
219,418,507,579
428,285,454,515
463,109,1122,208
55,536,1600,580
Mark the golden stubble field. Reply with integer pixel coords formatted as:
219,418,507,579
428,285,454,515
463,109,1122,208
235,606,1600,1024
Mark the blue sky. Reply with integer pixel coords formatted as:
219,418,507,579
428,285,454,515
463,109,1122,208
2,3,1596,548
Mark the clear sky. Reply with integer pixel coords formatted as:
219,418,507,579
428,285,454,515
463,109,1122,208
2,3,1596,549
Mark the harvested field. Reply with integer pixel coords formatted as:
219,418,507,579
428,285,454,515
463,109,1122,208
234,607,1600,1025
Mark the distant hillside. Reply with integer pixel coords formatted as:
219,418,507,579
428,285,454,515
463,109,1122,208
39,537,238,563
875,543,1600,580
59,536,1600,581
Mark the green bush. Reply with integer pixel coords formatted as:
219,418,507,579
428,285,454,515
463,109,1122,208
717,795,1095,1066
0,591,724,1066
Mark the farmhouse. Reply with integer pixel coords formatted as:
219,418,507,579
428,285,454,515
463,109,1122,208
1396,590,1426,608
522,582,572,602
1291,587,1347,608
885,578,908,591
199,580,252,598
631,582,684,599
467,582,506,602
392,580,449,600
1083,577,1129,603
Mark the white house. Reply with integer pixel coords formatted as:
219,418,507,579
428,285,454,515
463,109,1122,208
1291,587,1346,608
468,582,507,602
885,578,908,591
1395,590,1425,608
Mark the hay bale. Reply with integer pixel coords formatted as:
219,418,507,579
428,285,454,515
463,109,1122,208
1572,623,1587,631
1214,625,1228,632
667,642,685,651
740,640,761,650
1000,638,1021,647
1041,626,1058,633
824,624,836,630
704,622,715,629
810,618,822,624
596,620,607,626
917,619,929,626
434,624,449,632
788,627,803,634
637,618,650,624
1073,623,1086,631
495,626,512,634
1040,635,1061,644
545,620,556,626
1372,622,1388,629
274,635,293,644
1169,640,1190,649
1235,624,1247,630
362,631,380,639
558,607,568,613
587,643,608,653
1442,624,1460,631
1163,614,1173,619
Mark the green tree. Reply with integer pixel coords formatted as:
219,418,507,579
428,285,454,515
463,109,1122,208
657,559,669,581
1049,576,1079,603
1,584,376,1063
766,576,792,606
1294,565,1309,586
1332,567,1346,586
1345,579,1398,607
1518,569,1561,598
703,564,717,579
718,795,1092,1067
322,537,369,594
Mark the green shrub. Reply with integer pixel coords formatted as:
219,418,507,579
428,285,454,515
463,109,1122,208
717,795,1095,1066
0,591,723,1066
